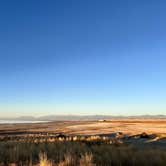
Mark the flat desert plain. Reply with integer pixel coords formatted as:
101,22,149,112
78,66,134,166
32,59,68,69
0,119,166,137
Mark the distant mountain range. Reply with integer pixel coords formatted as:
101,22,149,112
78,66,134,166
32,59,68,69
1,115,166,121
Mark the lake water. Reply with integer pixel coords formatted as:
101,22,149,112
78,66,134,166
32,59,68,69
0,120,48,124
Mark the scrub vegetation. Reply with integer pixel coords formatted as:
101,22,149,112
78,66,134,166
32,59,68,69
0,136,166,166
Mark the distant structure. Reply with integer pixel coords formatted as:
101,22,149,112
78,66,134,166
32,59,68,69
98,119,107,122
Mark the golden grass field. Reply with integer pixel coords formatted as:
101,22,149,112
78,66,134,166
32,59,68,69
0,119,166,166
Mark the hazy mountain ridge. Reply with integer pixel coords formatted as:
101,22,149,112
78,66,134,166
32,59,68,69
1,115,166,121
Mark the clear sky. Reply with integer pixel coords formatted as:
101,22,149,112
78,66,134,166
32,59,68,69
0,0,166,117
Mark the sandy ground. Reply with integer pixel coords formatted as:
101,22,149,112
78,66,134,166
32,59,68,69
0,119,166,137
66,120,166,135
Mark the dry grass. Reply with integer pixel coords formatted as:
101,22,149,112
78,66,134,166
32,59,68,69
79,153,95,166
0,140,165,166
57,154,74,166
38,153,52,166
37,152,95,166
0,119,166,166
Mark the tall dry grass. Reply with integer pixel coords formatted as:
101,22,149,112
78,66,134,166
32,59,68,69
79,153,95,166
0,138,166,166
57,154,74,166
38,153,53,166
38,153,95,166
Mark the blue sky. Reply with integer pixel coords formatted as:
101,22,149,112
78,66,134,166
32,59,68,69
0,0,166,117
